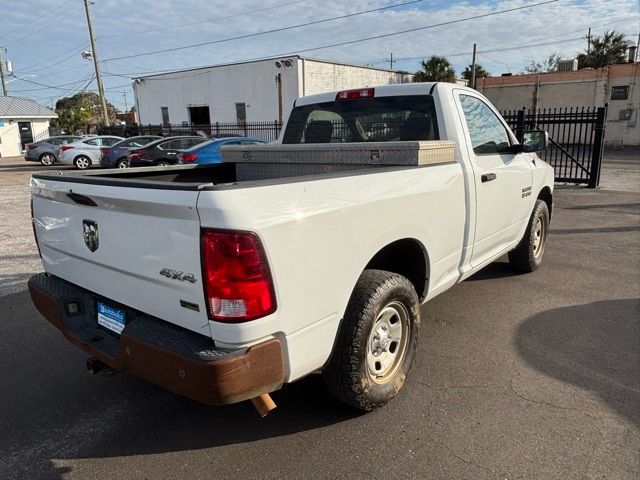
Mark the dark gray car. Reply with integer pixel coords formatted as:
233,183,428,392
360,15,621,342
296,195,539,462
24,136,82,166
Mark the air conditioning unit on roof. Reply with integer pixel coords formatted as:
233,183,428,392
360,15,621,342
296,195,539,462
557,59,578,72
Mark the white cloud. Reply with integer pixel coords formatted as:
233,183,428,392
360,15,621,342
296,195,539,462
1,0,637,107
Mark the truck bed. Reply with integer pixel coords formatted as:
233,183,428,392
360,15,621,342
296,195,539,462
32,140,456,190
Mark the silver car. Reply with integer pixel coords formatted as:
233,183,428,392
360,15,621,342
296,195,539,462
58,136,123,169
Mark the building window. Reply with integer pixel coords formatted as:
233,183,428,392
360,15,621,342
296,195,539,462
161,107,170,125
611,86,629,101
235,103,247,124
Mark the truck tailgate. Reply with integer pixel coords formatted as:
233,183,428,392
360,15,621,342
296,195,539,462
31,177,211,336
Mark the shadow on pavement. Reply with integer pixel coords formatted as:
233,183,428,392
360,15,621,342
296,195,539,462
0,289,361,479
516,299,640,426
464,260,525,282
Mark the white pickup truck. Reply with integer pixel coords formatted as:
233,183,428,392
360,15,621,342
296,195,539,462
29,82,553,413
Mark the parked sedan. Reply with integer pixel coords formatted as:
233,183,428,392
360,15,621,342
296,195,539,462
58,136,124,169
177,137,266,164
24,136,81,166
100,135,162,168
127,136,208,167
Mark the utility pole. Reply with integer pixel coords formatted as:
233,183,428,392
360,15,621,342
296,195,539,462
0,48,8,96
386,53,395,70
83,0,110,126
470,43,477,89
587,27,592,55
122,90,128,111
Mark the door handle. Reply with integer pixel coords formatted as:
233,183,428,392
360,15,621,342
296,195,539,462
481,173,497,183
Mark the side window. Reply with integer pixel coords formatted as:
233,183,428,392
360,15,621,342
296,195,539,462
48,138,63,145
103,138,120,146
166,139,184,149
185,138,203,148
84,138,101,146
459,95,511,155
156,140,170,150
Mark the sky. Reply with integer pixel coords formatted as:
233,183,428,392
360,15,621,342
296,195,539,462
1,0,638,112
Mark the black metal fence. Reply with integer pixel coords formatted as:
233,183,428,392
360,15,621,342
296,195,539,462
501,106,607,188
99,121,283,143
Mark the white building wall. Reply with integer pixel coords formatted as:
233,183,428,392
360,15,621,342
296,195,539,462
0,118,51,157
134,56,413,126
300,59,411,96
134,58,300,125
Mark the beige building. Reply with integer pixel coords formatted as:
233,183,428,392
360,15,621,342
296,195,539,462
477,62,640,146
0,96,57,157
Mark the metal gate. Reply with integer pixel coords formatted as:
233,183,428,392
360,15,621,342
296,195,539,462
501,106,607,188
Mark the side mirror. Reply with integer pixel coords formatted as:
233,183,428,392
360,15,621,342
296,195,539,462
522,130,549,153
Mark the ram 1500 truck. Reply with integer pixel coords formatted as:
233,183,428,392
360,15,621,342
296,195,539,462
28,82,554,413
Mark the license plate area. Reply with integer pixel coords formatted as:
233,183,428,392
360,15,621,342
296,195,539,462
97,301,126,336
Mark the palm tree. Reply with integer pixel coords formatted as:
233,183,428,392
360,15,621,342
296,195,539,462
414,56,456,83
578,30,631,68
462,64,490,82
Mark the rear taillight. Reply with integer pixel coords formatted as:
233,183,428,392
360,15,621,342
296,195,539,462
335,87,375,100
100,148,110,156
60,145,74,152
201,229,276,322
27,144,38,150
30,199,42,259
180,152,198,162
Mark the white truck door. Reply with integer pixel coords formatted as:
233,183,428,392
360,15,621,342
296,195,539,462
455,92,534,267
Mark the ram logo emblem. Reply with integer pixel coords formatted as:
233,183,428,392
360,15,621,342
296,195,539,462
82,219,99,252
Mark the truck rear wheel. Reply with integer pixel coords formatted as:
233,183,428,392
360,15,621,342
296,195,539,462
508,199,550,272
323,269,420,411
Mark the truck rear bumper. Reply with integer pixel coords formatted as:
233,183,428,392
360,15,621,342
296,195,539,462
28,273,285,405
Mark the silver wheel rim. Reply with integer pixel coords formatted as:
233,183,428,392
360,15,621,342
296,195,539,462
41,154,54,166
532,215,545,258
76,157,89,169
366,301,410,384
117,160,128,169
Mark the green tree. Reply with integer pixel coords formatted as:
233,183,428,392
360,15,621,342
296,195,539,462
413,56,456,83
462,63,490,82
577,30,631,68
522,53,563,73
52,92,117,132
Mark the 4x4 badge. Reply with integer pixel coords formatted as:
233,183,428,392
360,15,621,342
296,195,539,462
82,219,99,252
160,268,197,283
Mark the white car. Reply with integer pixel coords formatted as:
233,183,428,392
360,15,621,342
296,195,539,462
29,83,554,414
57,135,123,169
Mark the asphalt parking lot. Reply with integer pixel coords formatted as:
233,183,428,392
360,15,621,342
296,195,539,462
0,153,638,480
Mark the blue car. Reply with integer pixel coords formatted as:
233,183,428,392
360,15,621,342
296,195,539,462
100,135,162,168
177,137,266,164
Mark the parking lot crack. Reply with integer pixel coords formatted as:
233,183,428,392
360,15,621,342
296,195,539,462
441,441,496,475
508,381,601,419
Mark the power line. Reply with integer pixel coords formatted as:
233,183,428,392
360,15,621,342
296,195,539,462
18,44,89,74
2,9,83,48
97,0,312,40
367,17,637,67
7,72,95,92
103,0,425,62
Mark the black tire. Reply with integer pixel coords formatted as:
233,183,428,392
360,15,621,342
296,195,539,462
156,160,171,167
39,153,55,166
74,155,91,170
115,158,128,169
508,199,550,272
323,269,420,411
